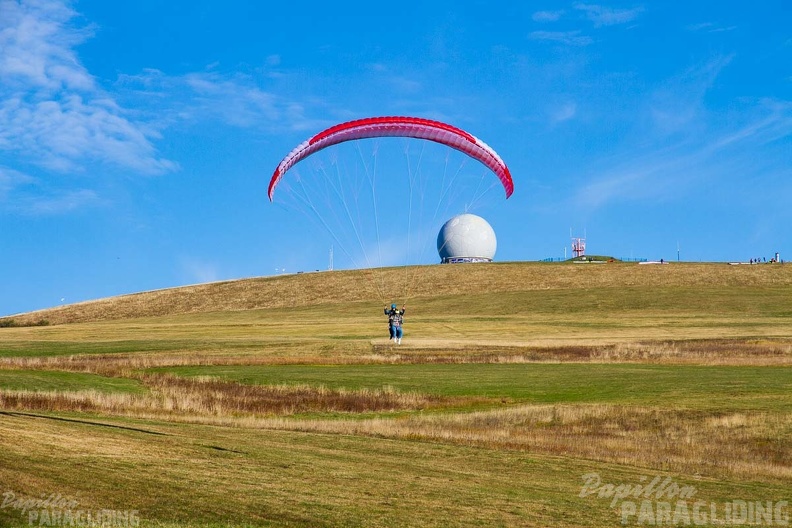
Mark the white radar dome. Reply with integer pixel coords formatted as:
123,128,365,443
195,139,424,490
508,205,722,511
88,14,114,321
437,214,497,263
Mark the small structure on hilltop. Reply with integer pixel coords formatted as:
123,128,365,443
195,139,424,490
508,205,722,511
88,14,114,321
540,231,647,263
572,236,586,258
437,214,497,263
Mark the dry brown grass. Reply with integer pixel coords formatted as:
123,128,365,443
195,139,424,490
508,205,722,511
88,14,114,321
5,262,792,325
2,357,788,485
0,338,789,382
367,339,792,365
5,384,786,483
0,373,446,416
0,353,279,378
592,339,792,364
251,404,792,483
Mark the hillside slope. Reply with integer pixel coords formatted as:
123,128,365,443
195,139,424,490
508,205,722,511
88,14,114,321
5,261,792,325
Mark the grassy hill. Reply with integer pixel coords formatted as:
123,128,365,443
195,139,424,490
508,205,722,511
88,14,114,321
5,261,792,325
0,261,790,527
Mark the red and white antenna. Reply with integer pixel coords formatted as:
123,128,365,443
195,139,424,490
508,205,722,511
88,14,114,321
571,229,586,258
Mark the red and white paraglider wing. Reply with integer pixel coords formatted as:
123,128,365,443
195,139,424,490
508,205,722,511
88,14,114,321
268,116,513,201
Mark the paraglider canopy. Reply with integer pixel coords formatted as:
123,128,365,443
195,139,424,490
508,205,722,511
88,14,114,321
268,116,513,201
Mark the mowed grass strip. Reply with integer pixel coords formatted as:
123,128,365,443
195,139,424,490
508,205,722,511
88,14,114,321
0,369,144,393
0,412,788,528
0,338,277,358
155,363,792,411
260,404,792,483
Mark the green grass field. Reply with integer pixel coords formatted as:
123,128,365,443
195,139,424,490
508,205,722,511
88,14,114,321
0,262,790,527
0,370,144,393
155,363,792,411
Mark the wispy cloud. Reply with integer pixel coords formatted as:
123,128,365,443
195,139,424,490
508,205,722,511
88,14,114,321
529,30,593,46
0,166,35,206
573,3,644,27
573,99,792,210
705,99,792,153
573,151,685,209
686,22,737,33
0,0,176,175
179,256,221,285
529,4,643,48
551,102,578,123
21,188,102,215
0,165,102,215
0,0,95,92
564,40,791,214
117,68,335,133
532,10,565,22
365,63,423,94
0,93,177,173
649,55,734,133
185,72,280,127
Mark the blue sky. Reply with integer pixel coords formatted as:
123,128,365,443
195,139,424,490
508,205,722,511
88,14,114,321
1,0,790,315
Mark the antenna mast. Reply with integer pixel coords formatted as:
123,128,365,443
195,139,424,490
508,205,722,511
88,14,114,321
571,234,586,258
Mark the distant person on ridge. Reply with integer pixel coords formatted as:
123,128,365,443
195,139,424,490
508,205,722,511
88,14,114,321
384,303,406,344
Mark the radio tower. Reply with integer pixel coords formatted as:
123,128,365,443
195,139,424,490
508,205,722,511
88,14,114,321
571,230,586,258
328,246,334,271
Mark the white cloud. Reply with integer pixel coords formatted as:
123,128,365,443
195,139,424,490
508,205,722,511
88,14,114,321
118,68,334,133
0,93,177,173
0,165,103,215
179,257,221,285
0,0,176,175
365,64,423,95
532,10,565,22
649,55,734,133
0,166,35,198
573,3,644,27
551,102,578,123
529,30,593,46
387,75,422,94
184,72,280,127
21,188,101,215
686,22,737,33
706,99,792,152
0,0,95,92
572,99,792,210
573,157,678,209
